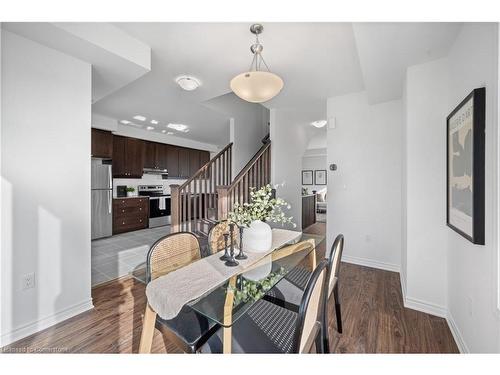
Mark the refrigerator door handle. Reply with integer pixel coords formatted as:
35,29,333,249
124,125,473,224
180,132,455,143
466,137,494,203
108,190,112,214
108,165,113,189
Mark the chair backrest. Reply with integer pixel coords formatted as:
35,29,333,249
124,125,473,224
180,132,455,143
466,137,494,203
326,234,344,296
292,259,329,353
207,220,240,255
146,232,201,283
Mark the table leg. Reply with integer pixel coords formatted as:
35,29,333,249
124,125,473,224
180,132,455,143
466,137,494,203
139,303,157,353
223,276,237,354
307,239,317,271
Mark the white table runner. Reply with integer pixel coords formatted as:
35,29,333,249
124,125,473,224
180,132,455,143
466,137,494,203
145,229,302,320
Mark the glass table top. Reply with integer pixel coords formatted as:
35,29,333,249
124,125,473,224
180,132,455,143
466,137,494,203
131,232,325,327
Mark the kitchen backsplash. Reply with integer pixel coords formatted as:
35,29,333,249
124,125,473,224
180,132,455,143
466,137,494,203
113,174,187,196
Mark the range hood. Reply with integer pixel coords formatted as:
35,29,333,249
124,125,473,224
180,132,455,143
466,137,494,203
143,168,168,178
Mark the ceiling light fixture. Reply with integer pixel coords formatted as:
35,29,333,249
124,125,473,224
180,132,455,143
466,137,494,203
133,115,146,121
146,126,155,130
311,120,327,128
176,76,201,91
120,120,131,125
167,123,189,132
150,120,159,125
230,24,284,103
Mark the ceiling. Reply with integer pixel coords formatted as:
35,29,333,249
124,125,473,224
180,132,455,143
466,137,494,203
91,22,462,146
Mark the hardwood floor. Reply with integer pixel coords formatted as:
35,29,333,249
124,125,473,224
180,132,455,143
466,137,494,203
2,222,458,353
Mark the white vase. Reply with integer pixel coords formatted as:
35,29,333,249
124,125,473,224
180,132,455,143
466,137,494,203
243,220,272,253
127,191,135,197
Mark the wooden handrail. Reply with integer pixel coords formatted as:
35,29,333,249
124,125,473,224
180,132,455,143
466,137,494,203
170,142,233,233
218,141,271,220
228,142,271,194
177,142,233,192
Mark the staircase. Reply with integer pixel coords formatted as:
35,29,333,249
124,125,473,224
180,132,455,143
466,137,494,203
170,139,271,237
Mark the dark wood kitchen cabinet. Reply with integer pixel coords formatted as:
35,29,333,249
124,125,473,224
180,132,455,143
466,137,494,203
112,135,145,178
200,150,210,167
166,145,179,177
178,147,190,178
144,141,169,170
91,128,113,158
189,149,201,176
113,197,149,234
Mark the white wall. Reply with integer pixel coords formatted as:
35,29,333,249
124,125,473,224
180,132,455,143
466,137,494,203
327,91,402,269
302,155,328,193
403,58,450,316
1,31,92,345
270,109,311,230
446,23,500,353
205,93,268,176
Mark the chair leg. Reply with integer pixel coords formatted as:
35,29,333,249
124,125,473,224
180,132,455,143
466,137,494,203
315,327,325,354
139,303,158,353
322,302,330,353
333,284,342,334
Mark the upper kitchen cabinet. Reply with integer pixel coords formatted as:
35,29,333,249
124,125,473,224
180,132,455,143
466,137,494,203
91,128,113,158
178,147,190,178
200,150,210,168
189,149,201,176
166,145,179,177
112,135,145,178
144,141,169,170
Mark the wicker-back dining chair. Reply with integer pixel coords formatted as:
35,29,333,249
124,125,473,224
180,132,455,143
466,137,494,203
262,233,345,353
141,232,220,353
207,220,240,255
200,257,329,353
146,232,201,282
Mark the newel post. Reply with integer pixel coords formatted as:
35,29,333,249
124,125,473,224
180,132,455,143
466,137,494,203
170,184,181,233
216,186,230,221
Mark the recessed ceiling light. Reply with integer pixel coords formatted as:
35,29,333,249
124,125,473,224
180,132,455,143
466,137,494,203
167,123,189,132
146,126,155,131
151,120,158,125
161,130,175,135
175,76,201,91
120,120,131,125
167,132,174,135
133,115,146,121
311,120,327,128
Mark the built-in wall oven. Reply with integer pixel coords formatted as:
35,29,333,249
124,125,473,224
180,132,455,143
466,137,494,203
138,185,171,228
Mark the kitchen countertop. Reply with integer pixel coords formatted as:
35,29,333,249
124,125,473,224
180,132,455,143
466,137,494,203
113,196,149,200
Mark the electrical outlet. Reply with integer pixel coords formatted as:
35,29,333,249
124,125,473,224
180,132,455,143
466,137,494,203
22,272,35,290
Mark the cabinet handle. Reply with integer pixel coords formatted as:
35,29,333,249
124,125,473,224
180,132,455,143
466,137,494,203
122,209,125,213
139,208,142,210
122,221,125,224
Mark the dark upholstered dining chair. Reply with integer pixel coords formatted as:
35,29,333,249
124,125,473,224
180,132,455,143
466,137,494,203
140,232,219,353
263,234,345,352
199,258,329,353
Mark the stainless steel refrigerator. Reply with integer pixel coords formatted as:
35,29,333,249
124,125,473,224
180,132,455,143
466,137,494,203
91,158,113,240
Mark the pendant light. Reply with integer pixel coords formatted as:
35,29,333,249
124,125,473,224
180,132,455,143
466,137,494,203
230,24,284,103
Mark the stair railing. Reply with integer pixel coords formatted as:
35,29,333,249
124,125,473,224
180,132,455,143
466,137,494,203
217,141,271,220
170,142,233,233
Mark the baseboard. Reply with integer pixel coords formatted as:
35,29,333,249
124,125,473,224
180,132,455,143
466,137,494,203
0,299,94,347
446,312,469,353
403,295,447,318
342,254,400,273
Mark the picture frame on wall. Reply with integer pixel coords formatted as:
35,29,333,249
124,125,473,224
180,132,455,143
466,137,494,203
302,170,313,185
446,87,485,245
314,169,327,185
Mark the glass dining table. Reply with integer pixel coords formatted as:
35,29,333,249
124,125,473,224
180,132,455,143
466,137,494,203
133,231,325,353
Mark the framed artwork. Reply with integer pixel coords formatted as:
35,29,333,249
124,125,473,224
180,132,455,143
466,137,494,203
314,170,327,185
302,170,313,185
446,87,485,245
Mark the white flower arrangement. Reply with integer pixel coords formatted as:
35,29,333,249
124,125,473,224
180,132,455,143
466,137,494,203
228,184,296,228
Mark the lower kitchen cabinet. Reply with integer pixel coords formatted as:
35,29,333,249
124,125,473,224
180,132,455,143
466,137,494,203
113,197,149,234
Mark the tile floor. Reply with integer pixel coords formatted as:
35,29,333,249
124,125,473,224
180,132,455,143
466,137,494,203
91,225,171,286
